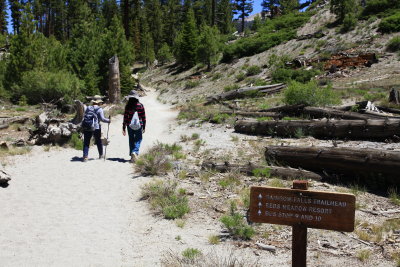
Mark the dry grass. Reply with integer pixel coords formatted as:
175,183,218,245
161,248,260,267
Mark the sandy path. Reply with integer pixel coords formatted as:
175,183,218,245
0,90,179,266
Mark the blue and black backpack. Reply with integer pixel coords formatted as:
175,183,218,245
81,106,98,131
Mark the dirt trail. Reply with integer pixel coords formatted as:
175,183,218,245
0,90,180,266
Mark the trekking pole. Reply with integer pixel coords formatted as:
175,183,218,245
104,116,110,161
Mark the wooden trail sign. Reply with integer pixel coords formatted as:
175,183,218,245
249,181,356,267
249,185,355,232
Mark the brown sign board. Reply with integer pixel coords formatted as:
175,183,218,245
249,186,356,232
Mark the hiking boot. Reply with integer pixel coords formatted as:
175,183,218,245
130,153,138,163
82,157,88,162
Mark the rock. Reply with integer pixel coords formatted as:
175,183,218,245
0,170,11,185
0,141,9,150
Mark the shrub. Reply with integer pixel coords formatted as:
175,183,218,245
182,248,202,261
387,36,400,51
220,202,255,240
135,142,174,175
246,65,262,76
379,11,400,33
236,72,246,81
15,70,84,104
222,12,311,62
224,84,240,92
252,167,271,178
69,133,83,150
141,179,190,219
185,80,201,89
283,80,340,106
272,67,320,83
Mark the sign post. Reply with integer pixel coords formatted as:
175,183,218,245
249,181,356,267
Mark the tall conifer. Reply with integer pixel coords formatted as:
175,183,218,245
0,0,7,34
280,0,299,14
174,8,198,67
217,0,233,34
232,0,253,32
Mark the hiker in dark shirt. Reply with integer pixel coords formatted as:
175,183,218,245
122,90,146,163
82,96,111,162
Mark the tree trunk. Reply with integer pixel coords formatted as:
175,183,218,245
205,84,285,104
108,55,121,104
264,146,400,182
302,106,379,120
220,110,283,118
389,88,400,105
234,118,400,141
0,116,29,130
201,161,323,181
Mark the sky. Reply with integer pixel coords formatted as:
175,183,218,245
5,0,308,33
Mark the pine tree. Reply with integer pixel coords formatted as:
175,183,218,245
0,0,7,34
102,0,119,28
157,42,173,65
174,8,198,67
261,0,278,18
197,25,220,70
331,0,358,23
140,19,155,66
10,0,23,34
102,16,135,94
144,0,163,54
280,0,299,14
121,0,131,38
217,0,233,34
232,0,253,33
163,0,181,46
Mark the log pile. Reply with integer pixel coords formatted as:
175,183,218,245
29,112,80,145
235,118,400,141
265,146,399,186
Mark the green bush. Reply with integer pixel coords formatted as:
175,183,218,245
69,133,83,150
220,202,255,240
283,80,340,106
182,248,202,261
224,84,240,92
141,179,190,219
387,36,400,51
272,67,320,83
252,167,271,178
135,142,174,175
15,70,84,104
362,0,400,17
379,11,400,33
185,80,201,89
246,65,262,76
235,72,246,81
222,12,311,62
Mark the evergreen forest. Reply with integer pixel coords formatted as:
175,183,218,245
0,0,399,104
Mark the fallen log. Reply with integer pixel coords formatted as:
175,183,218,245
235,118,400,141
260,104,305,113
205,84,286,105
302,107,378,120
219,110,283,118
264,146,400,180
201,161,323,181
0,116,30,130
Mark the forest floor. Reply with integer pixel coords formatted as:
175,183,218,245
0,89,399,266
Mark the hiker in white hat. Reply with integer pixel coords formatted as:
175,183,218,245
81,95,111,162
122,90,146,163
